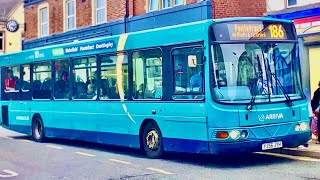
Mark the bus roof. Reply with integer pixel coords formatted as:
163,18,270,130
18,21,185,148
0,17,293,66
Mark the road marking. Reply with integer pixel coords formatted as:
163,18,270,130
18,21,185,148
75,152,96,157
46,145,64,150
146,167,173,175
109,159,131,164
256,152,320,162
0,169,19,178
21,139,32,143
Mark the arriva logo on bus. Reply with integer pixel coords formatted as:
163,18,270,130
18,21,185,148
258,113,284,122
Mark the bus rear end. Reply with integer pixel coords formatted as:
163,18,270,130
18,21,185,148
207,18,310,154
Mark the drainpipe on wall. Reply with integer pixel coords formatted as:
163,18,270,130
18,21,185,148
124,0,129,33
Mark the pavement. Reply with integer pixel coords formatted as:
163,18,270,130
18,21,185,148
279,135,320,159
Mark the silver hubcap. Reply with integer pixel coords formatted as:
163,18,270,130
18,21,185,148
34,121,42,139
146,130,159,150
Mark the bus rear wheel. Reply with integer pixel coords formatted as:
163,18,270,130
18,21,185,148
142,122,164,159
32,116,45,142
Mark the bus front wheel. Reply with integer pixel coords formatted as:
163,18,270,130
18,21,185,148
32,116,45,142
142,121,164,159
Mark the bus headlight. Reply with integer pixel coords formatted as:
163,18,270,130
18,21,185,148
300,122,308,131
229,130,239,140
295,124,300,132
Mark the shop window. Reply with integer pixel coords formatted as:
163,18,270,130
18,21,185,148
73,57,97,100
33,61,52,99
100,53,128,100
133,49,162,99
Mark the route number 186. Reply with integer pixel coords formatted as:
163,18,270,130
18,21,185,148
268,25,285,39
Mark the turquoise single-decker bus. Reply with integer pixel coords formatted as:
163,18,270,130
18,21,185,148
0,17,310,158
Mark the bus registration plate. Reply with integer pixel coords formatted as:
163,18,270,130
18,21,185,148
262,141,283,150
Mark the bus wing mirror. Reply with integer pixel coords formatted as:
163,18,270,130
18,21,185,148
188,55,197,68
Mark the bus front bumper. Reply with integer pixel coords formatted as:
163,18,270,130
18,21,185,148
209,132,311,154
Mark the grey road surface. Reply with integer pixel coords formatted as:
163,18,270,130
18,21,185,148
0,126,319,180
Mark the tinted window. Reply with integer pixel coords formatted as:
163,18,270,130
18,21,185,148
54,59,70,99
73,57,97,100
33,61,52,99
2,66,20,100
133,49,162,99
100,53,128,100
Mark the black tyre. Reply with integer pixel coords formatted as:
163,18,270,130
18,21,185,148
142,121,164,159
32,116,45,142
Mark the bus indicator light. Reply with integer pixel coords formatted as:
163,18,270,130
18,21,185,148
216,131,229,139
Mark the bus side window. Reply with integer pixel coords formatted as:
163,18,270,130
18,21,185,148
72,57,97,100
100,53,128,100
132,48,162,100
54,59,70,99
2,66,20,100
32,61,52,99
172,47,204,100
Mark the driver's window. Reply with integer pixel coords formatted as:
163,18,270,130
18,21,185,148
33,61,52,99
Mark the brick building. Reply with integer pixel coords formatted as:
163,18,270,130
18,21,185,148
23,0,266,49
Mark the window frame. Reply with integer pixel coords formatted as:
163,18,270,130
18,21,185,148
149,0,160,12
173,0,184,6
94,0,106,25
287,0,297,7
53,59,71,100
40,7,49,37
162,0,171,9
171,45,205,101
150,0,185,11
71,55,98,101
65,0,76,31
132,47,163,101
31,60,53,100
99,52,129,101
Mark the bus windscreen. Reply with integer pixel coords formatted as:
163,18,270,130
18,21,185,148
212,21,296,41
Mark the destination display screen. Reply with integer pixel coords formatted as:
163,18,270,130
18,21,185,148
212,21,296,41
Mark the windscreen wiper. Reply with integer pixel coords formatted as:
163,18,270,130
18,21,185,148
247,55,263,111
247,86,257,110
270,73,293,107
